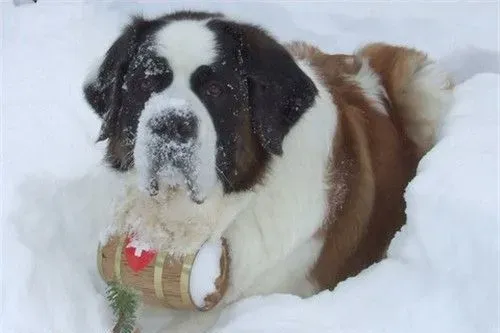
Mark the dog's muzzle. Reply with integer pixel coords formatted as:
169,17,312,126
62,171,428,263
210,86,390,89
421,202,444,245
136,106,206,204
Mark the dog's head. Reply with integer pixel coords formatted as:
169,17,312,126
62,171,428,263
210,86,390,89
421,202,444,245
83,11,318,203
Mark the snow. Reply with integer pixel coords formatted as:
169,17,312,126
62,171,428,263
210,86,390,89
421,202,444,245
1,1,498,333
126,237,153,258
189,239,223,309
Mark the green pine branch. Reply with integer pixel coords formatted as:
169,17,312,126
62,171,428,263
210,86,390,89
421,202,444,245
106,281,140,333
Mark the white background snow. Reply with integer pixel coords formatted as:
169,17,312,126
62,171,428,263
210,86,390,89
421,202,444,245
1,1,499,333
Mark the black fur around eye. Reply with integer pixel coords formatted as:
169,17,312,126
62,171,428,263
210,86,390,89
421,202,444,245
198,65,213,77
204,81,223,98
138,70,172,93
140,80,153,90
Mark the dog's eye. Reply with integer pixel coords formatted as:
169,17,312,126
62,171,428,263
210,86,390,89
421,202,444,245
204,81,223,98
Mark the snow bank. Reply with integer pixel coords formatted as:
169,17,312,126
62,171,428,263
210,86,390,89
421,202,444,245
2,170,124,333
2,1,498,333
2,3,126,332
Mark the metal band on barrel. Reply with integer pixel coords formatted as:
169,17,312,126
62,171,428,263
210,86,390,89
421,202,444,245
154,252,167,301
114,236,126,283
180,254,196,308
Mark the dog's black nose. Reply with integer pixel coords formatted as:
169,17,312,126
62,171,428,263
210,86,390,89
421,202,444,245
149,111,198,143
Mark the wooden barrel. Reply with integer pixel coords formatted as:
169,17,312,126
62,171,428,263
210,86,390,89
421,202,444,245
97,235,229,311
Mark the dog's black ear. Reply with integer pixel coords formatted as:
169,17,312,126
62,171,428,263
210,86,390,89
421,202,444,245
247,70,317,155
242,27,318,155
82,16,162,141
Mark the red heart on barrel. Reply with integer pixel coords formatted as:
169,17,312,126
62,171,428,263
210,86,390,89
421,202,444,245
124,236,157,272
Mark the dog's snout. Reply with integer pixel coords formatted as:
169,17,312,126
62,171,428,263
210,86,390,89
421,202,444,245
149,111,198,143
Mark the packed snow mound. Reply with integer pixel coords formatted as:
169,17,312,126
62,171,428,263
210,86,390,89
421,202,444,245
2,170,124,333
2,1,498,333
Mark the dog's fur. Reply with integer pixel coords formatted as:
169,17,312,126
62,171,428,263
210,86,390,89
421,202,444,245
83,11,455,332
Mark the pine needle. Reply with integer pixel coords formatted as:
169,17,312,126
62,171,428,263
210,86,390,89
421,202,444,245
106,281,140,333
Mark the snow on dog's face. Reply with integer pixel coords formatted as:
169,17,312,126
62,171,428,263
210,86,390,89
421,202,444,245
83,11,317,203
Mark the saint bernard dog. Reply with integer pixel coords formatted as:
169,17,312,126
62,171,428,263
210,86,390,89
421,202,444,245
84,10,458,332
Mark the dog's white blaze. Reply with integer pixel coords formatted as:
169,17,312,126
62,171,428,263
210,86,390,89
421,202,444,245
155,20,217,75
134,20,219,200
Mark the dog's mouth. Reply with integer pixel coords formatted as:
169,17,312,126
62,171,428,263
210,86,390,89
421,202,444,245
145,176,205,204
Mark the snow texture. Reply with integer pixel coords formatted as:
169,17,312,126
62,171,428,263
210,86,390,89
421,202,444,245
2,2,499,333
189,239,223,309
126,237,154,258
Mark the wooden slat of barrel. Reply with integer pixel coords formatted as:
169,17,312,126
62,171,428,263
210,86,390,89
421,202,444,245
98,235,197,310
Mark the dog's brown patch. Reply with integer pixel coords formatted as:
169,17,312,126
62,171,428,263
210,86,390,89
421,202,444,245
357,43,454,157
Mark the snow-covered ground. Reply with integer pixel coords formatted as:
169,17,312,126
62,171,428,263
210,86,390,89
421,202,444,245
1,1,499,333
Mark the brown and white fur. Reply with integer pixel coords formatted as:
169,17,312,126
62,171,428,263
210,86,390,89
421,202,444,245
82,10,493,333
